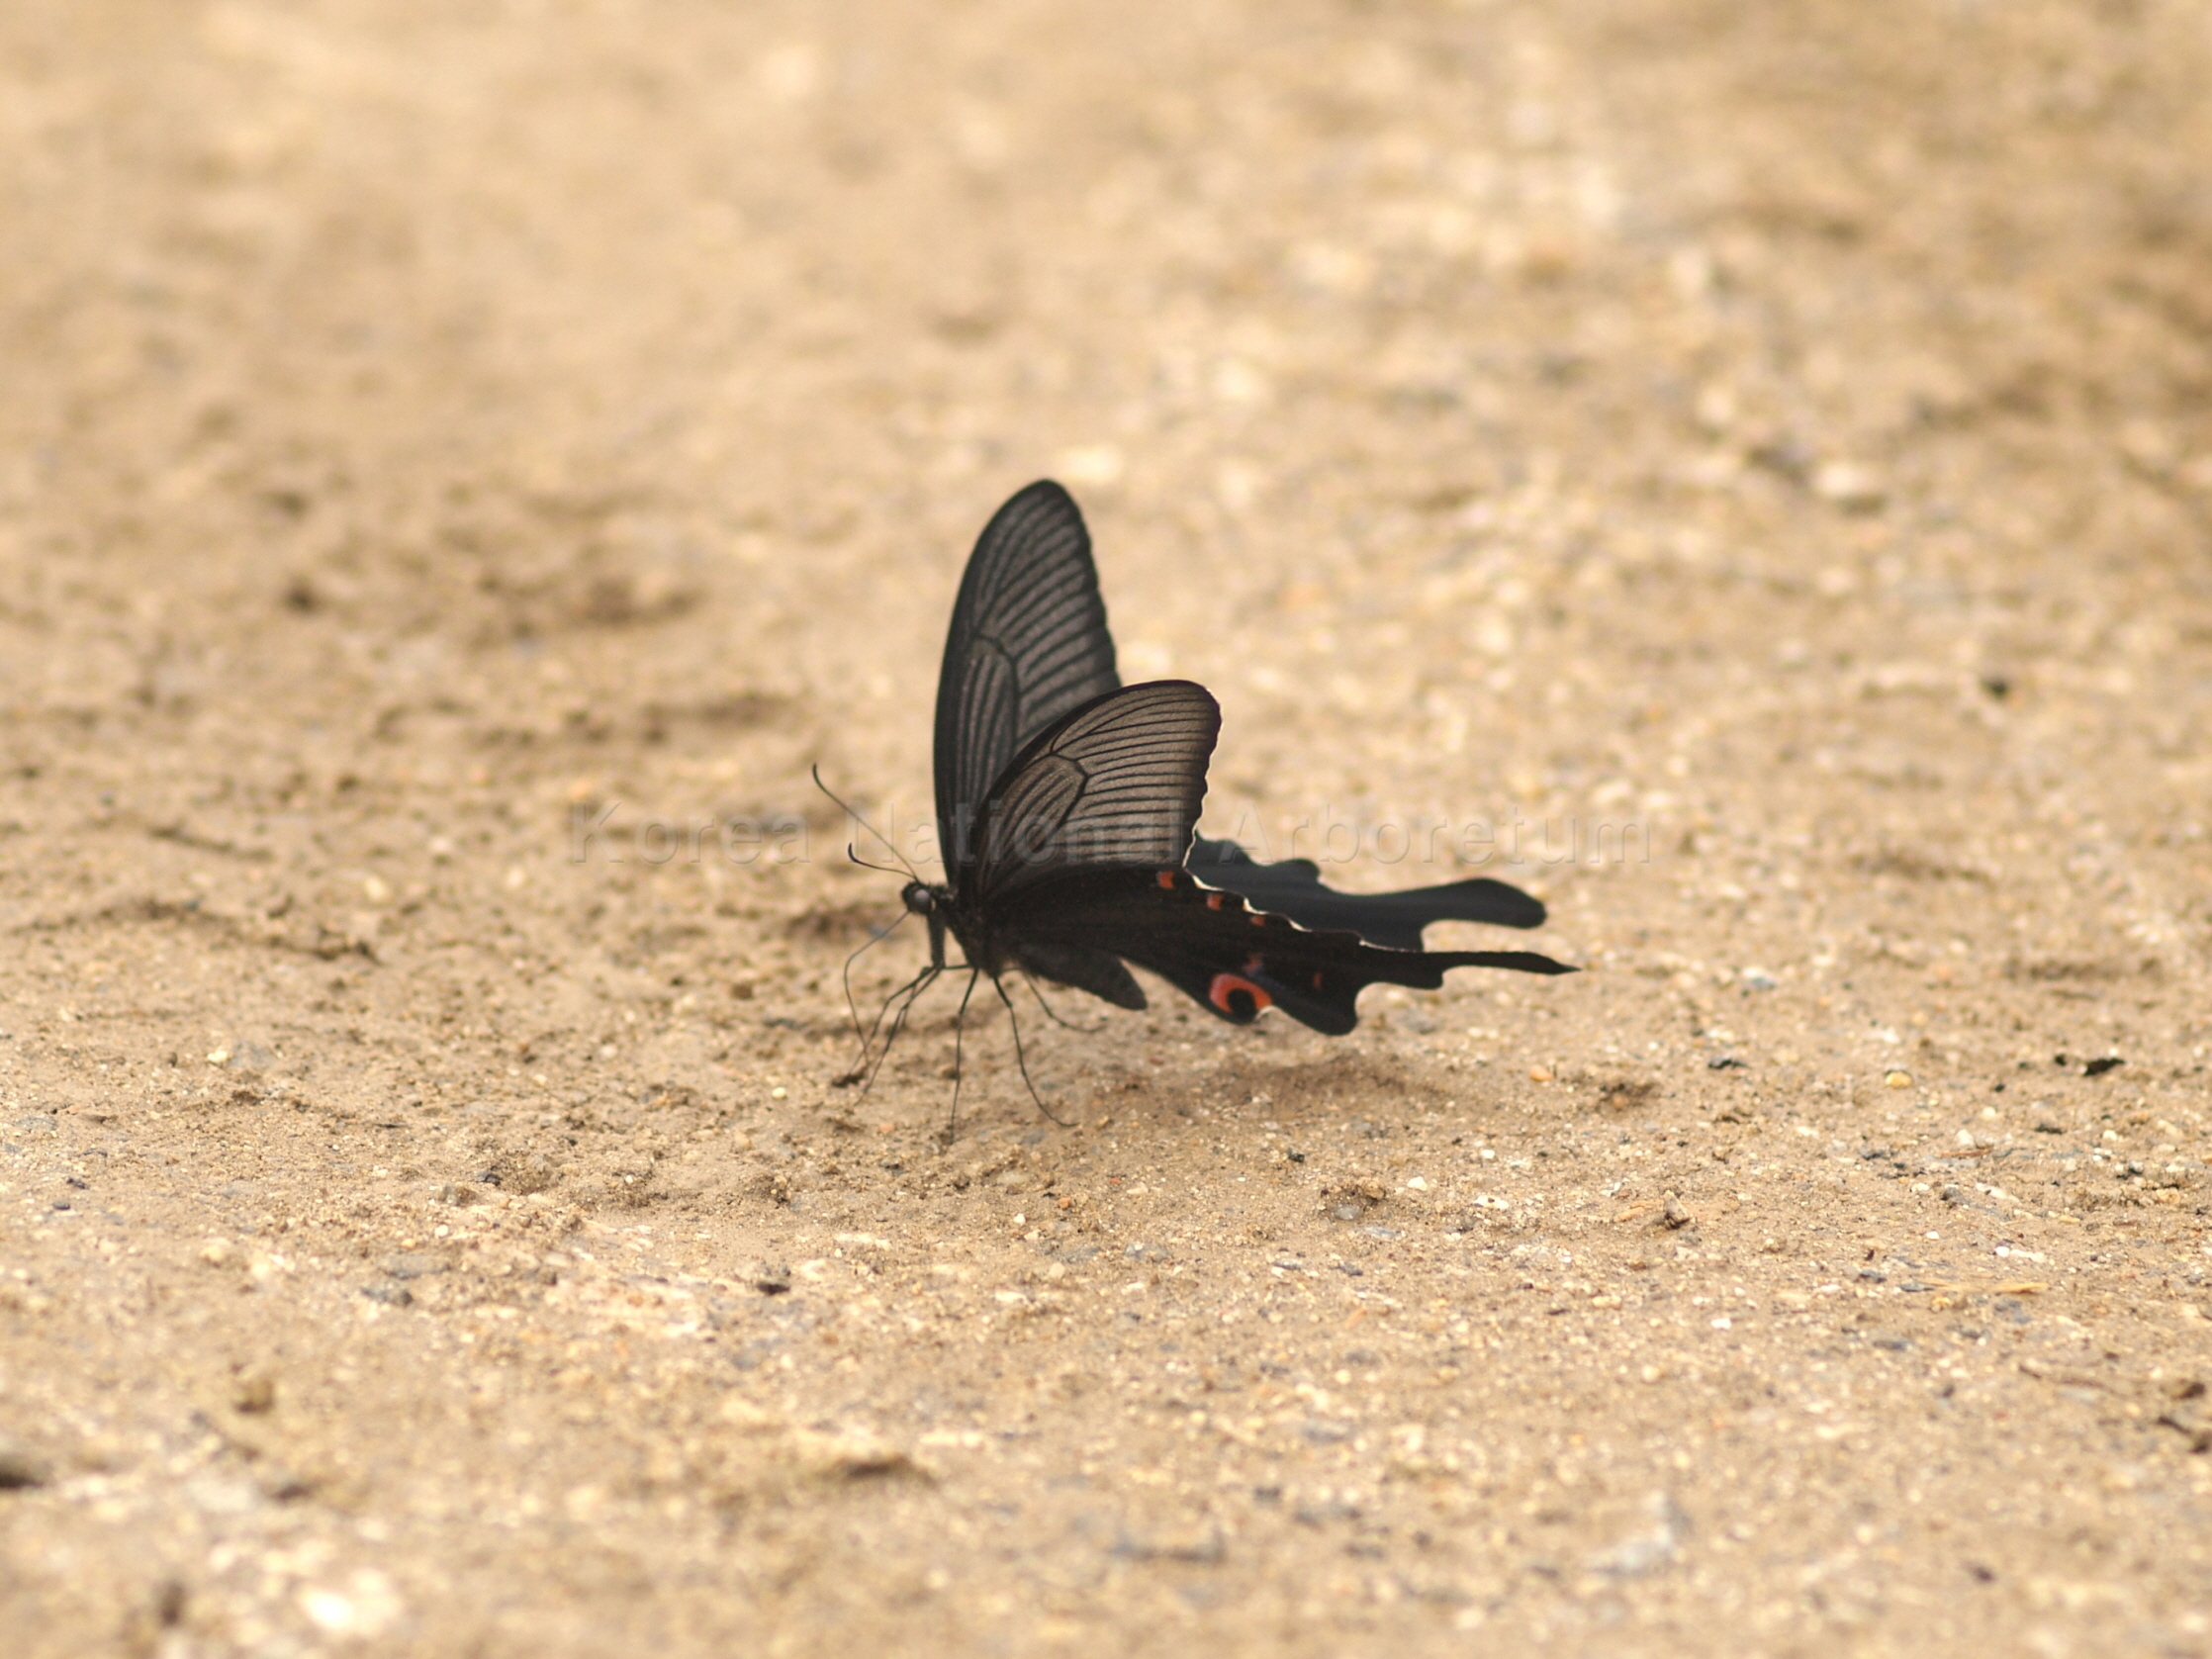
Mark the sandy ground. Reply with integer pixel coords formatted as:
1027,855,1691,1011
6,1,2212,1653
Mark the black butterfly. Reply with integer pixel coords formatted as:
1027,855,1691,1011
841,481,1570,1099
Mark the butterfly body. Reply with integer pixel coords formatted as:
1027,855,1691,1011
903,876,1149,1009
842,480,1571,1095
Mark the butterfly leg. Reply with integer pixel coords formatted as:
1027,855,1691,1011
838,961,938,1090
1021,974,1107,1035
838,909,913,1071
942,968,982,1146
994,973,1071,1128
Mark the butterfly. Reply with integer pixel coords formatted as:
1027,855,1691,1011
839,480,1571,1102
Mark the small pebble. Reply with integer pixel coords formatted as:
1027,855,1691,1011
1812,460,1887,510
0,1443,51,1491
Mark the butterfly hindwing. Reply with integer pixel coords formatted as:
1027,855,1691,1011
934,482,1121,880
996,866,1572,1036
1185,835,1546,949
967,681,1221,902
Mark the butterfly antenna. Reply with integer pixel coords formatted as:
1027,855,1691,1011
845,851,911,878
1022,974,1106,1035
993,973,1070,1127
942,969,981,1146
810,766,919,882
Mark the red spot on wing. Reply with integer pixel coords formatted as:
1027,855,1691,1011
1156,869,1177,889
1207,973,1272,1018
1206,891,1226,910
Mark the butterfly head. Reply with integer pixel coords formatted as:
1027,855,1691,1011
902,880,955,968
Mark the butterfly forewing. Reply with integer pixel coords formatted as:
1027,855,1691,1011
934,482,1120,878
967,681,1220,902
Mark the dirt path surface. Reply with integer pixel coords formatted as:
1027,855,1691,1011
7,2,2212,1653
